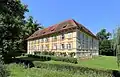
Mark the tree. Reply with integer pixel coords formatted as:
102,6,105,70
112,27,120,67
21,16,44,51
0,0,43,76
96,29,114,55
96,29,111,41
0,0,28,61
0,48,9,77
0,0,43,62
99,40,114,56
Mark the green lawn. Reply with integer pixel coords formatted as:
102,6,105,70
8,64,88,77
7,56,118,77
42,56,118,70
78,56,118,70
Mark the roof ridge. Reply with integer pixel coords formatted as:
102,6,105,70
27,19,98,40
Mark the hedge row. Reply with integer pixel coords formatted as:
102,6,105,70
34,51,55,56
51,56,77,64
27,54,51,61
33,61,113,77
27,54,77,64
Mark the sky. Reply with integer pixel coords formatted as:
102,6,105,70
21,0,120,34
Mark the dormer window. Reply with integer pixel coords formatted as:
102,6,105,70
63,25,67,28
43,32,46,34
51,29,55,31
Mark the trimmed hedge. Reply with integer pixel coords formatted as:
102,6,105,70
15,58,34,68
27,54,77,64
33,61,113,77
27,54,51,61
51,56,77,64
34,51,55,56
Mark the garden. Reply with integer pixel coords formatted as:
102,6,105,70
1,0,120,77
6,53,119,77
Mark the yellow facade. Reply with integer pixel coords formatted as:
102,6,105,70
27,29,99,58
27,31,77,54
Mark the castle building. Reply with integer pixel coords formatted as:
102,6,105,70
27,19,99,58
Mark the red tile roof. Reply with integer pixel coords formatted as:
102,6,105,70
27,19,98,40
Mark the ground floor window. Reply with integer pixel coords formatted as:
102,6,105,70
61,44,65,50
67,43,72,49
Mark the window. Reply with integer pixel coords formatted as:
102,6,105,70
61,44,65,49
57,44,60,49
51,28,55,31
45,45,49,50
43,32,46,34
85,35,88,49
68,33,72,38
61,34,65,40
38,45,40,51
34,40,36,45
36,40,39,45
63,25,67,28
53,43,57,50
41,39,44,43
45,38,49,42
53,36,57,41
41,45,43,50
67,43,72,49
38,39,40,43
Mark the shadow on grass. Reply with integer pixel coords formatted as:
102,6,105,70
9,56,43,68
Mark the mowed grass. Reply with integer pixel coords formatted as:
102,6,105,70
78,56,118,70
8,64,88,77
17,55,118,70
7,56,118,77
41,56,118,70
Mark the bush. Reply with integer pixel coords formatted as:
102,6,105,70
33,61,113,77
27,54,51,61
34,51,55,56
27,54,77,64
15,58,34,68
51,56,77,64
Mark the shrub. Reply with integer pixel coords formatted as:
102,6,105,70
51,56,77,64
34,51,55,56
27,54,77,64
15,58,34,68
27,54,51,61
42,51,49,55
48,52,55,56
33,61,113,77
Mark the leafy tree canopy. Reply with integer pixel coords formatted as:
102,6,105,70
96,29,111,41
0,0,43,61
112,27,120,67
96,29,114,56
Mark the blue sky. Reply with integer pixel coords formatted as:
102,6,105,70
21,0,120,34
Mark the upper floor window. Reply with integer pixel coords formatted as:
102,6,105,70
31,41,34,46
45,38,49,42
41,39,44,43
61,34,65,40
38,39,41,43
36,40,39,44
68,33,72,38
53,36,57,41
34,40,36,45
61,44,65,49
